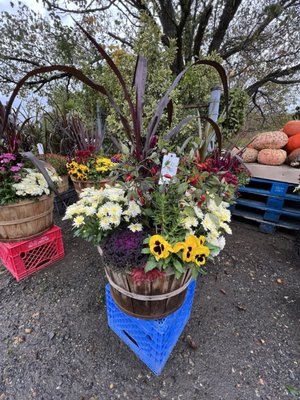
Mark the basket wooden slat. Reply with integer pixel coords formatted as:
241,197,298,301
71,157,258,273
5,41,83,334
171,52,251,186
71,178,111,196
105,266,192,320
58,175,69,193
0,194,54,242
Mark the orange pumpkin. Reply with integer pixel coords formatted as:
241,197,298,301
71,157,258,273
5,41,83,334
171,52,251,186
285,133,300,153
282,120,300,137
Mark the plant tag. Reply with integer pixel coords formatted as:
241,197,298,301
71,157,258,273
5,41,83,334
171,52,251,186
37,143,44,155
159,153,179,184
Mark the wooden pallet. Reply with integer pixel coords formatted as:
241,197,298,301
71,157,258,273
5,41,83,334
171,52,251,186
231,178,300,233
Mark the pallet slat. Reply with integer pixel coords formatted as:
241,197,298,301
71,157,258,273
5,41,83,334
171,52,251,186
232,177,300,233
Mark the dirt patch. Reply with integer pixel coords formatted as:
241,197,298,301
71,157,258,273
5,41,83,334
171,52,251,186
0,216,299,400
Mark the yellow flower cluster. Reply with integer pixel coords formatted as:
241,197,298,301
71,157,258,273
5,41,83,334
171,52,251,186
95,157,115,172
66,161,89,181
149,234,210,267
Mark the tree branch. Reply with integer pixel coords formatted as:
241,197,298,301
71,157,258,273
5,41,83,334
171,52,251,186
269,78,300,84
2,56,41,67
246,63,300,95
26,72,71,92
220,0,299,59
193,0,213,56
208,0,243,54
43,0,116,14
107,31,134,48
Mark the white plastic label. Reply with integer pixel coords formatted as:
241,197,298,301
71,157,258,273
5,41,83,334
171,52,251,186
159,153,179,184
37,143,44,155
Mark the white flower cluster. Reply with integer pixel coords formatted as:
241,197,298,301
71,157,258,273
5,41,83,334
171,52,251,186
12,168,61,197
179,193,231,257
63,185,143,233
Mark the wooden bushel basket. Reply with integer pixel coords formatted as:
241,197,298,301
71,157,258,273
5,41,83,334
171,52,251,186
58,175,69,193
103,259,193,320
71,178,111,196
0,194,54,242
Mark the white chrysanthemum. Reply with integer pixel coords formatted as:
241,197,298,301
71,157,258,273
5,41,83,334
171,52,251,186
220,221,232,234
128,223,143,232
106,202,123,217
218,236,226,250
219,208,231,222
73,215,84,227
99,217,111,230
202,214,218,232
181,216,198,230
12,167,60,197
83,206,96,216
193,206,204,220
125,201,141,217
105,188,126,202
206,230,220,243
98,204,110,216
108,215,121,226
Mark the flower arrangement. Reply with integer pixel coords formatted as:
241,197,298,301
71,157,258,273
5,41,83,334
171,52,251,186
4,26,248,291
64,149,247,281
0,152,61,206
66,147,118,183
38,154,68,176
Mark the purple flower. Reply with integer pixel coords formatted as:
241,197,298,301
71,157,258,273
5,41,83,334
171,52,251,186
17,163,24,167
0,167,5,172
3,153,16,161
13,175,21,181
10,166,21,172
149,135,157,148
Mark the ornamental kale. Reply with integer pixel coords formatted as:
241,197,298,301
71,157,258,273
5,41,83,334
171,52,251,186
102,228,149,269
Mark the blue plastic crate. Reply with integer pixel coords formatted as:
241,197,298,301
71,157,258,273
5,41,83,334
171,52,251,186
106,280,196,375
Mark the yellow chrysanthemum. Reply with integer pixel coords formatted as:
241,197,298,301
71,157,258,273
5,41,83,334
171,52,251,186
96,166,109,172
149,235,173,261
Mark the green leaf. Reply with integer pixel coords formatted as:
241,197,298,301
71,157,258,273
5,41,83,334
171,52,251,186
286,385,299,396
192,268,199,280
141,247,150,254
177,182,188,194
175,270,182,279
143,237,150,244
145,258,157,272
174,258,184,273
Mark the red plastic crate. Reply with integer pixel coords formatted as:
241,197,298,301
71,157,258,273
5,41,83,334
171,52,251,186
0,225,64,281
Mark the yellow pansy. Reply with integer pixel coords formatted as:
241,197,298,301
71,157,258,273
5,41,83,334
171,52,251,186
192,245,210,266
149,235,173,261
173,235,209,264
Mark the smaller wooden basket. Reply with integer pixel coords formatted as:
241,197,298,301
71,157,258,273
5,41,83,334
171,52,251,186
0,194,54,242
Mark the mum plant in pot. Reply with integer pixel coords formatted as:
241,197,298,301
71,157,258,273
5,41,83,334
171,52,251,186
66,146,119,195
0,104,61,242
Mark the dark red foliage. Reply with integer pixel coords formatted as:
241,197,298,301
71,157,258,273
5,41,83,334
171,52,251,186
131,268,166,285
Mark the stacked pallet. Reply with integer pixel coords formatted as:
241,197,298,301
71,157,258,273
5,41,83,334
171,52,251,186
231,177,300,233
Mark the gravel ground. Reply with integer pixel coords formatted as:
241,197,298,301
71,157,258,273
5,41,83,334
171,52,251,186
0,216,299,400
